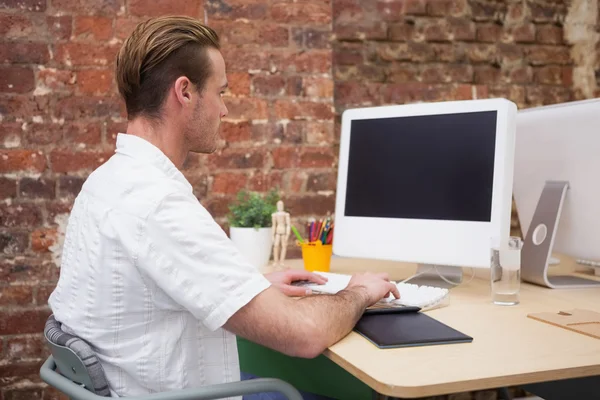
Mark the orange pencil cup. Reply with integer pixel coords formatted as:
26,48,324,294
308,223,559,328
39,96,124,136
299,241,332,272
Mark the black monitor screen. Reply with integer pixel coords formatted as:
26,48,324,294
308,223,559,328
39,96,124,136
344,111,497,222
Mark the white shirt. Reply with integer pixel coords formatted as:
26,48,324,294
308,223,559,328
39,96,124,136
49,133,271,398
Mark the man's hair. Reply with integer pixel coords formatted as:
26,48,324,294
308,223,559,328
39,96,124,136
116,16,220,120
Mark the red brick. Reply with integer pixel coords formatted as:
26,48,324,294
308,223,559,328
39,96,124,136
305,121,333,144
47,16,72,40
464,43,498,63
31,228,57,253
536,24,563,44
221,48,269,72
0,231,28,255
404,0,426,14
45,201,73,227
506,3,526,25
470,0,505,22
387,22,412,41
427,0,469,17
283,195,334,216
36,68,77,92
333,43,363,65
527,46,571,66
271,2,331,24
206,0,267,20
385,63,417,83
208,148,265,169
335,20,387,41
0,177,17,199
299,147,335,168
487,85,526,106
274,100,333,120
220,121,252,143
74,16,113,41
0,257,55,283
509,66,532,84
0,95,52,122
0,308,51,335
286,50,331,74
498,43,524,64
211,172,247,194
51,0,123,15
251,121,282,142
0,203,43,228
5,334,47,359
2,384,43,398
58,176,85,198
77,69,114,95
115,16,143,40
292,28,331,49
227,72,250,96
19,178,55,199
0,285,34,306
248,171,284,192
307,172,336,192
284,170,307,193
252,75,286,97
512,23,536,43
476,23,503,43
420,65,446,83
0,150,46,173
301,77,334,99
421,19,451,42
281,121,304,144
64,122,103,145
534,66,570,85
333,0,364,25
0,0,45,11
36,284,56,305
272,146,299,169
211,20,259,45
223,97,268,120
335,81,382,108
474,66,501,84
0,13,36,38
259,24,289,48
25,123,62,145
50,150,111,173
129,0,201,17
55,43,120,67
530,2,562,23
0,42,49,64
55,96,122,120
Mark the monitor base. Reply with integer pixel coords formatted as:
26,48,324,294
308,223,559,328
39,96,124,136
407,264,463,289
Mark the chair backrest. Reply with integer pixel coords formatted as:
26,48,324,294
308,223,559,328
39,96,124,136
44,315,111,397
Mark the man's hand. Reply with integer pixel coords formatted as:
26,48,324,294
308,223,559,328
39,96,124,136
265,269,328,297
345,272,400,307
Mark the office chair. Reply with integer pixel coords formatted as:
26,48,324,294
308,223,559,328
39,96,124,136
40,315,303,400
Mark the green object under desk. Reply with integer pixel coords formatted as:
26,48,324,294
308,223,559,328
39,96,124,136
237,337,373,400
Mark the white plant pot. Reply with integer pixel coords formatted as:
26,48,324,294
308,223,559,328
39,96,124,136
230,227,273,272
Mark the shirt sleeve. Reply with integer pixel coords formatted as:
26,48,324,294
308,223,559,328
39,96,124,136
137,191,271,331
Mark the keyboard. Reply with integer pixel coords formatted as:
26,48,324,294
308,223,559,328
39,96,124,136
294,271,450,311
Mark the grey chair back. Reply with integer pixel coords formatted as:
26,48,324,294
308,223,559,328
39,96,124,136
41,315,304,400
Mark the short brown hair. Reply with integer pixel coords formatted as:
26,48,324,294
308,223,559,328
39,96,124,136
116,16,220,120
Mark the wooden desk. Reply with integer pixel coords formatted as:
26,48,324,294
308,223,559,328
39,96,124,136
254,255,600,399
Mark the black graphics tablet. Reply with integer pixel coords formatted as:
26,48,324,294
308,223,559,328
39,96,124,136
354,312,473,349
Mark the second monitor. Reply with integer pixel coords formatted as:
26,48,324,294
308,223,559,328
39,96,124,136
333,99,517,286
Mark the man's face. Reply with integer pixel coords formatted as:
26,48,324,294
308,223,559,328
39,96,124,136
185,48,228,154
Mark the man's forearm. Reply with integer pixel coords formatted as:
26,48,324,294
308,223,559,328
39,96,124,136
296,287,370,350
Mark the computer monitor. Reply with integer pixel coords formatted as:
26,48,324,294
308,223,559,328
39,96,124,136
513,98,600,288
333,98,517,286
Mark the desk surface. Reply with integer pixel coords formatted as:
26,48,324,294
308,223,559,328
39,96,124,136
276,255,600,398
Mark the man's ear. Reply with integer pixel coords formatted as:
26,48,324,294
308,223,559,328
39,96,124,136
174,76,192,106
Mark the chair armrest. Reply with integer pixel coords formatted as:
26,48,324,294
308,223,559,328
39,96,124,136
41,356,303,400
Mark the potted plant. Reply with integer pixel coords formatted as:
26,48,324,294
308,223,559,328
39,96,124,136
228,189,279,271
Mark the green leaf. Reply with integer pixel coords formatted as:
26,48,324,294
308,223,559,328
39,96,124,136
227,189,280,228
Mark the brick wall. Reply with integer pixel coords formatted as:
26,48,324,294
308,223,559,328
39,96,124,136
0,0,598,398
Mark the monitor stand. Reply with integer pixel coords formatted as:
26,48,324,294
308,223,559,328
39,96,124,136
407,264,462,289
521,180,600,288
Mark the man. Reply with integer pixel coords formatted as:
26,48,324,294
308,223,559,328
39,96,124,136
48,16,399,398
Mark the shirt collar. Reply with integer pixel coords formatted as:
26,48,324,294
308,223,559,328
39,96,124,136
114,133,193,193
